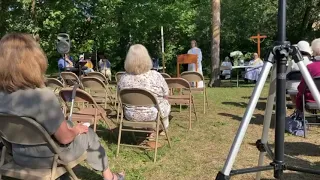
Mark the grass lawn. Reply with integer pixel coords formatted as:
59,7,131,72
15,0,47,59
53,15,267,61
74,80,320,180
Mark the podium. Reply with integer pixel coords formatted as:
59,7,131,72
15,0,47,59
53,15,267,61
176,54,198,77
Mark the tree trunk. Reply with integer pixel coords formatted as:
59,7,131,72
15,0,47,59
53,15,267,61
209,0,221,87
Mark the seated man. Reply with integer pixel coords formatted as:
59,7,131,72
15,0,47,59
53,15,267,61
220,57,232,79
58,53,74,71
244,53,263,83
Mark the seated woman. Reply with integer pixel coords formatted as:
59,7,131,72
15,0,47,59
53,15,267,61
79,54,95,75
220,57,232,79
296,38,320,112
117,44,171,140
286,40,312,104
0,33,124,180
244,53,264,83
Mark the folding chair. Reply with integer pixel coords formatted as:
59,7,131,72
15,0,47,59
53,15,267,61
0,113,87,180
181,71,209,114
45,78,64,93
165,78,197,130
87,72,116,106
59,88,116,132
160,73,171,79
302,76,320,138
82,77,112,109
116,88,171,162
115,71,125,83
87,72,109,83
60,72,83,89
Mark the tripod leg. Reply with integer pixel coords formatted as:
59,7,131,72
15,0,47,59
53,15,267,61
216,61,273,179
255,64,277,180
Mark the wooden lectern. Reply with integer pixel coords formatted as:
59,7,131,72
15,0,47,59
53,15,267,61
176,54,198,77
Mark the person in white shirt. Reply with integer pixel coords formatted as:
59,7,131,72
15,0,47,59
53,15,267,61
221,57,232,79
244,53,264,83
187,40,204,87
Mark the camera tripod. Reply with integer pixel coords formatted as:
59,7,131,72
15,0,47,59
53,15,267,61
216,0,320,179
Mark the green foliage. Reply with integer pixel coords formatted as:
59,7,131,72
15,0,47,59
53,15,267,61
1,0,319,75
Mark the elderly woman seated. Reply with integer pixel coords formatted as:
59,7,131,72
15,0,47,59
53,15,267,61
244,53,264,83
295,38,320,112
117,44,171,145
0,33,124,180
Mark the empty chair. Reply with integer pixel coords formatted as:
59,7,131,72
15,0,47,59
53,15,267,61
87,72,109,84
116,88,171,162
181,71,209,114
165,78,197,130
45,78,64,93
0,114,87,180
160,73,171,79
82,77,112,109
59,88,116,131
60,72,83,89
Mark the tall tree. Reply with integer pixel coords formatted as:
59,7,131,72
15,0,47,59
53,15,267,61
209,0,221,87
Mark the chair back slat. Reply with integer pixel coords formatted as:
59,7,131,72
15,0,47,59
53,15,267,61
165,78,190,89
45,78,64,88
115,71,125,82
60,72,81,87
59,88,96,105
286,71,302,81
87,72,108,83
160,73,171,79
82,77,106,90
180,71,203,82
119,88,158,107
0,114,60,154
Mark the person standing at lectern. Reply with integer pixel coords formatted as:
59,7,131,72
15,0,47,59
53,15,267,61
187,40,204,87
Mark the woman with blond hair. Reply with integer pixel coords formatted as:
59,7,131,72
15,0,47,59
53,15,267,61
0,33,124,180
118,44,171,143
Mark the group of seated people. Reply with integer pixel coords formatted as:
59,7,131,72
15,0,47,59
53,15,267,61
287,39,320,113
58,53,112,80
0,33,179,180
220,52,264,82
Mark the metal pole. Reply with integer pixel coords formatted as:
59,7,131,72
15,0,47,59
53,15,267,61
273,0,287,179
161,26,165,73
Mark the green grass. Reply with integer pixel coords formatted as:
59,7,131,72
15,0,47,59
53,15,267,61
73,80,320,180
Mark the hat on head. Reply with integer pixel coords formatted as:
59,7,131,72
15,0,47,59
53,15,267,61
297,41,312,55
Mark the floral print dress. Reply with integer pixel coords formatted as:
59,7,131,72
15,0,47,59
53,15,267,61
117,70,171,128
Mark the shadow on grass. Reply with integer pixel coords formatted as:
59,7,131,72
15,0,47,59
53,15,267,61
241,96,268,101
218,112,276,128
222,101,267,111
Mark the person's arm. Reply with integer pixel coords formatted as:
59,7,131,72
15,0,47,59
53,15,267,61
54,122,88,144
158,73,169,98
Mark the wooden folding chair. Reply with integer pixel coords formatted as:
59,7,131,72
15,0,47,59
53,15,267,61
0,114,87,180
165,78,197,130
181,71,209,114
160,73,171,79
116,88,171,162
82,77,113,109
59,88,116,131
45,78,65,94
60,72,83,89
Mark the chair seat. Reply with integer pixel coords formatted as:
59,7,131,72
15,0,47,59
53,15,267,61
0,152,87,180
168,95,191,105
70,107,106,123
287,89,298,95
122,119,157,129
305,102,319,110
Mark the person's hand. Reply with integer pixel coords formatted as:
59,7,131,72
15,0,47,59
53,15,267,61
74,123,89,135
163,95,169,100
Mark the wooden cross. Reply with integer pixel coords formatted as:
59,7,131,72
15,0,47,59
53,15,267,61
250,33,267,57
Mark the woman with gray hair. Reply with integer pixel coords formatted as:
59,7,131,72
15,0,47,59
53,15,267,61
117,44,171,146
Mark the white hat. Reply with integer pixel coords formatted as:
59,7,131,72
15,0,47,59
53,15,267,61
297,41,312,55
